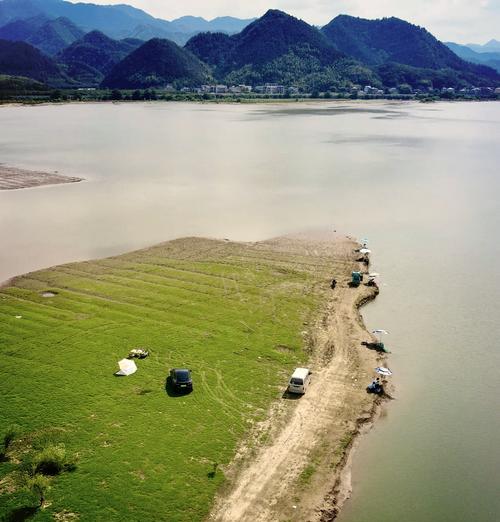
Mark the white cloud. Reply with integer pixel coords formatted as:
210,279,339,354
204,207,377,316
68,0,500,43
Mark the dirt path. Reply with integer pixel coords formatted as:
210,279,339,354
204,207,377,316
209,234,385,522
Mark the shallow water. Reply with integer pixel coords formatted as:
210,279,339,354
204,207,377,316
1,100,499,521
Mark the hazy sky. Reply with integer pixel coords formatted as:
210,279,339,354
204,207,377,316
70,0,499,43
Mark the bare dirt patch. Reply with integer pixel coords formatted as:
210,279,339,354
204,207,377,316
0,165,83,190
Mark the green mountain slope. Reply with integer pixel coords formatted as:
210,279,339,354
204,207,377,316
0,74,50,98
185,9,372,89
59,31,142,86
0,38,70,86
187,10,341,73
102,38,211,89
321,15,499,85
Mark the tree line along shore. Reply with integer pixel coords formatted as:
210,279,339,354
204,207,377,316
1,80,499,106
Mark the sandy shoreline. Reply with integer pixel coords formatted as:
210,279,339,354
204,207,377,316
209,233,389,521
0,165,84,190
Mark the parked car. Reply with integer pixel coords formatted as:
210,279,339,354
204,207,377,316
169,368,193,391
287,367,312,395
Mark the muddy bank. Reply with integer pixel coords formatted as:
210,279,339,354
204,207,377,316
0,165,83,190
209,233,389,522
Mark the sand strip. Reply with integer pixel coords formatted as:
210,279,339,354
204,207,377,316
0,165,83,190
209,233,389,522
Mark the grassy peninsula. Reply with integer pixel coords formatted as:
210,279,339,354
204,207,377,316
0,235,382,521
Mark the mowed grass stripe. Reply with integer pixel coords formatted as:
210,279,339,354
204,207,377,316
23,262,279,313
0,238,347,521
58,261,256,296
12,269,310,337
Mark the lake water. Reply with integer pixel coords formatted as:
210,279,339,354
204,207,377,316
1,101,499,521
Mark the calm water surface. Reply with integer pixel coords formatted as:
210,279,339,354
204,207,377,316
1,101,499,521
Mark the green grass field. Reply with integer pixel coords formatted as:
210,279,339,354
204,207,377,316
0,237,345,521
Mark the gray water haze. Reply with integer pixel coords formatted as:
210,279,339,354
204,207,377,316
1,101,499,521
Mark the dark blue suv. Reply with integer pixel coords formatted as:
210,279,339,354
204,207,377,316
169,368,193,391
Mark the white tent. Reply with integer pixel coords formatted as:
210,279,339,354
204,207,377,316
116,358,137,376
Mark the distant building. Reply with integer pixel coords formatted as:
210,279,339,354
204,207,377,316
363,85,381,95
495,87,500,95
199,85,228,94
264,83,285,95
228,85,252,94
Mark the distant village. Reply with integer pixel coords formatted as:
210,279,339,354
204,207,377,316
148,83,500,100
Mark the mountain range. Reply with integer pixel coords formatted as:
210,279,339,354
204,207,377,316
0,15,83,55
445,41,500,73
0,0,254,44
0,1,498,93
466,39,500,53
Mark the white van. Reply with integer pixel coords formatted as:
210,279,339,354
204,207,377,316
287,367,312,395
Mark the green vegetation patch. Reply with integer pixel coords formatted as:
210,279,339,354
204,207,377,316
0,237,336,521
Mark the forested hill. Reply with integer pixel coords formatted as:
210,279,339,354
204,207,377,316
0,39,70,86
59,31,143,85
101,38,211,89
185,9,372,89
321,15,499,84
187,9,341,72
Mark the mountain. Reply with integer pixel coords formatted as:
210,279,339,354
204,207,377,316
467,39,500,53
323,15,466,68
59,30,142,85
0,0,174,40
0,15,83,55
0,14,48,41
26,16,83,55
169,16,255,35
446,42,500,73
0,0,254,45
321,15,499,86
101,38,211,89
0,39,69,86
186,9,354,88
